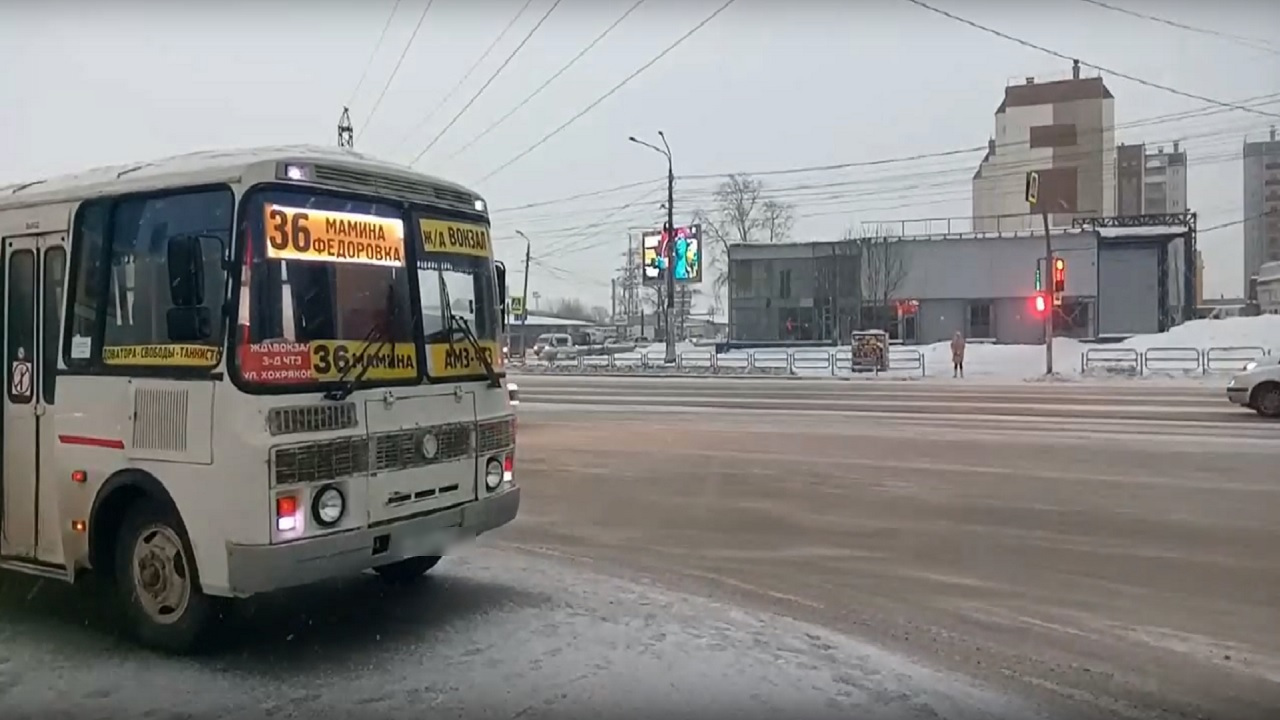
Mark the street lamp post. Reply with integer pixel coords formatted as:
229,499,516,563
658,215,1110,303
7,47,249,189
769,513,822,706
514,230,532,358
629,132,677,364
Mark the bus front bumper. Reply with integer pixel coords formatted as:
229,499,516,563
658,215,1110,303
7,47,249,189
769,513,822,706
224,487,520,596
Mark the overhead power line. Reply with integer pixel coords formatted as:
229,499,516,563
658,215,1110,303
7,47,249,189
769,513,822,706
347,0,406,108
900,0,1280,119
492,91,1280,217
535,185,665,258
358,0,438,142
390,0,537,155
446,0,648,160
410,0,563,165
1073,0,1280,56
506,146,1246,245
506,133,1250,233
1201,208,1277,233
492,177,664,214
476,0,740,184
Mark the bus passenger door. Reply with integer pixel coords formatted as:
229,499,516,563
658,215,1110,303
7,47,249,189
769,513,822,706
2,235,39,557
1,233,64,561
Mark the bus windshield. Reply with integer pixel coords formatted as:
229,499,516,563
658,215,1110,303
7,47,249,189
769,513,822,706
234,188,417,389
414,213,502,380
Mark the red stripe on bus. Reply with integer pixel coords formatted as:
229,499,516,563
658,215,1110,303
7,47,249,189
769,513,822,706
58,435,125,450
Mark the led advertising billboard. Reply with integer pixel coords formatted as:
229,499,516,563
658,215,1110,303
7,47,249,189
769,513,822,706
641,224,702,285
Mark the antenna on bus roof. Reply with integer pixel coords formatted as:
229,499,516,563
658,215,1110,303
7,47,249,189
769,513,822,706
338,107,354,149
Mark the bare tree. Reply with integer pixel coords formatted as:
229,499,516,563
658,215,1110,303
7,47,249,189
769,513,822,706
849,223,909,332
761,199,794,243
549,297,594,322
589,305,610,324
693,174,795,320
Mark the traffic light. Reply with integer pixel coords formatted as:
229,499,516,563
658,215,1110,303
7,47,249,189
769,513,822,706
1032,293,1048,315
1052,257,1066,294
1034,265,1042,291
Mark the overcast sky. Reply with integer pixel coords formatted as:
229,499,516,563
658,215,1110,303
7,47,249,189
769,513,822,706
3,0,1277,311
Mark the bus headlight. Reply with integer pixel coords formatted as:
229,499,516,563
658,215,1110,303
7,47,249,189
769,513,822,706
484,458,503,491
312,485,346,527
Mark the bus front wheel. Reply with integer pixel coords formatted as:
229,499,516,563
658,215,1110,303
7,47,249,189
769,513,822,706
115,499,216,653
374,556,441,584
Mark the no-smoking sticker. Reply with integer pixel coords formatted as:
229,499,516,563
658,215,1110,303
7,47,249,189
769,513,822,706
10,360,32,398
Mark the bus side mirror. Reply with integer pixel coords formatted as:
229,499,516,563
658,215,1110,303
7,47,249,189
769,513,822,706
167,235,206,307
494,261,508,329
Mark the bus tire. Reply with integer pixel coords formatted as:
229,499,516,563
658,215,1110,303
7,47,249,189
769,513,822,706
114,499,216,654
373,556,441,585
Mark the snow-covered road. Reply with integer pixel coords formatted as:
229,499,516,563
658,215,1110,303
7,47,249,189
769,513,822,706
0,548,1030,720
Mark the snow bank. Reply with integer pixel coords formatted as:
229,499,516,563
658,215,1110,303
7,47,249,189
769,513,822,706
1120,315,1280,351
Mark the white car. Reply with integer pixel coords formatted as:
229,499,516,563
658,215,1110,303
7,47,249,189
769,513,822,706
1226,356,1280,417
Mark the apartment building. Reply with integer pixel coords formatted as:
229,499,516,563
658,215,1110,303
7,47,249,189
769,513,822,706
1243,127,1280,296
1116,142,1188,215
972,60,1116,232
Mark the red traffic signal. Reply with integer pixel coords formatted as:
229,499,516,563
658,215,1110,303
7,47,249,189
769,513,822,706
1032,293,1048,314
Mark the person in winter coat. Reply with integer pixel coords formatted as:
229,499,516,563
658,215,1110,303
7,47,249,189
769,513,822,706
951,331,966,378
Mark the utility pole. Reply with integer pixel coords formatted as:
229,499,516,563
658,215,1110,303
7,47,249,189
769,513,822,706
338,107,354,149
629,132,677,363
515,230,533,358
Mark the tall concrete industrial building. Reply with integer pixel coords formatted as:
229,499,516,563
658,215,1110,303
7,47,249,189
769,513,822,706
972,61,1116,232
1116,142,1188,215
1243,127,1280,299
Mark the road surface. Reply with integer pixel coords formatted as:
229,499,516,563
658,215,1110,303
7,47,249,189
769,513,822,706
2,376,1273,719
504,375,1280,719
0,548,1023,719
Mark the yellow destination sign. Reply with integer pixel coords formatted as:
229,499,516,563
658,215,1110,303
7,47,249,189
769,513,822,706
426,340,502,378
308,339,417,381
419,219,493,258
265,205,405,267
103,344,222,367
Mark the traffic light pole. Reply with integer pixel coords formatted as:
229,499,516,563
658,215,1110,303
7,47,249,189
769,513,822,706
1041,210,1054,376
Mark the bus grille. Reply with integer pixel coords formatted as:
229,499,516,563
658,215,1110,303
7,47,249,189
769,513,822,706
267,402,358,436
476,416,515,455
273,436,369,485
312,165,480,212
270,419,514,485
373,423,472,471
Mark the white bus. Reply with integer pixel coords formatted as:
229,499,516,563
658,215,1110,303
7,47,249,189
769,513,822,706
0,145,519,652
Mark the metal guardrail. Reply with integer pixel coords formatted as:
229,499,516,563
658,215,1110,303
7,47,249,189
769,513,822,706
1141,346,1201,373
516,345,1270,378
1203,346,1267,373
513,346,927,377
1076,346,1274,376
1081,347,1141,375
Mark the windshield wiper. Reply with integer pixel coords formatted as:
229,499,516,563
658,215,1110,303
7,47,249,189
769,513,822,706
323,283,399,401
451,313,501,388
439,276,502,388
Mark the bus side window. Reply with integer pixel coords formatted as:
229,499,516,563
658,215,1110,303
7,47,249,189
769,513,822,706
7,250,36,404
105,189,232,353
42,247,66,403
63,201,109,369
